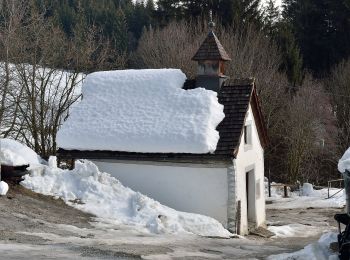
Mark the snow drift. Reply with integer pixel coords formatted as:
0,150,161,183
338,147,350,173
268,232,338,260
0,181,9,196
0,138,41,166
57,69,225,154
22,159,231,238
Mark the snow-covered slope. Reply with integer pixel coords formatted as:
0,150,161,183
268,232,338,260
22,159,231,238
57,69,225,154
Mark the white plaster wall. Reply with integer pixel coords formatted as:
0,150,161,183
92,161,229,226
235,105,266,234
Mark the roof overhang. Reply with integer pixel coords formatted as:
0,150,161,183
57,149,233,165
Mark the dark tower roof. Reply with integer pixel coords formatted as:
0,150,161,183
192,31,231,61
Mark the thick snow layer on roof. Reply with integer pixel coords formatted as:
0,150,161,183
57,69,225,153
22,159,232,237
0,138,41,166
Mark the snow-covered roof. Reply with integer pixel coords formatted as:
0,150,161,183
57,69,225,154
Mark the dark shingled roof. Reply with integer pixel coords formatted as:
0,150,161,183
57,78,268,164
214,80,253,156
192,31,231,61
183,78,261,157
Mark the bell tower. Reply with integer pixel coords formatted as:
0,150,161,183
192,11,231,92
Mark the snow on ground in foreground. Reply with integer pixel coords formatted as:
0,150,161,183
0,181,9,196
268,232,338,260
0,138,41,166
21,159,231,238
266,182,345,210
57,69,225,154
268,224,319,238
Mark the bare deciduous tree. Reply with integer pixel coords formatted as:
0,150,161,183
327,59,350,155
0,0,26,137
0,5,128,158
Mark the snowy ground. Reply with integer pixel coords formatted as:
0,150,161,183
264,183,343,259
0,183,341,259
0,139,345,259
267,233,339,260
266,184,345,209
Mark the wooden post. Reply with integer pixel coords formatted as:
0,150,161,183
236,200,241,235
284,185,288,198
57,157,61,168
328,181,330,199
0,141,1,181
69,159,75,170
268,168,271,197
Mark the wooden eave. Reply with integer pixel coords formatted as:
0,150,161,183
250,87,269,148
57,149,233,165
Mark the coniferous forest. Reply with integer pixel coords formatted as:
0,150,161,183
1,0,350,185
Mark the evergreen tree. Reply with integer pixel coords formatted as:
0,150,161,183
218,0,263,28
145,0,156,30
157,0,263,29
263,0,280,35
156,0,184,24
283,0,350,75
129,2,150,40
276,23,303,88
54,1,76,36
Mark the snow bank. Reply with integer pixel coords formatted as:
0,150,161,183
268,224,318,238
0,138,40,166
268,232,338,260
21,159,231,238
266,184,345,209
338,147,350,173
0,181,9,196
57,69,225,154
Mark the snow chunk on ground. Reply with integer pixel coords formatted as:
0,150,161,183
302,183,314,196
21,159,231,238
0,138,40,166
57,69,225,154
0,181,9,196
268,224,318,238
338,147,350,173
268,232,338,260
